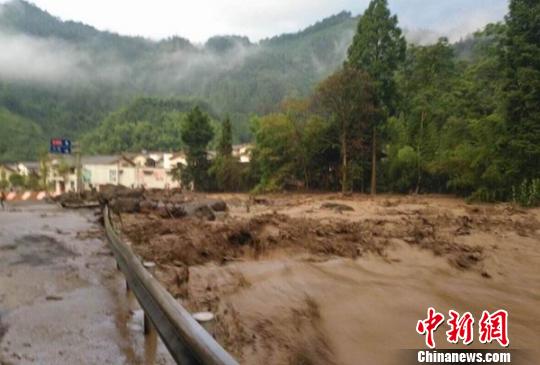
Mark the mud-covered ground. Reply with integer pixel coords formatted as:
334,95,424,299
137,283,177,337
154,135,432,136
119,194,540,365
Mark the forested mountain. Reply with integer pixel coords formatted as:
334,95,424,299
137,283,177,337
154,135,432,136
0,106,43,161
81,97,217,154
0,0,360,160
0,0,490,161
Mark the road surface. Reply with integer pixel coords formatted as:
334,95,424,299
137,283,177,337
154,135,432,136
0,202,175,365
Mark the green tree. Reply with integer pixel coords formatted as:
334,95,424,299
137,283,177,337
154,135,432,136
346,0,406,194
218,116,233,157
249,114,300,192
0,169,9,189
25,174,40,190
180,106,214,191
210,116,245,191
55,159,72,190
9,173,25,188
391,38,457,193
503,0,540,183
302,115,341,190
210,156,245,192
313,66,376,193
281,99,312,188
39,153,50,191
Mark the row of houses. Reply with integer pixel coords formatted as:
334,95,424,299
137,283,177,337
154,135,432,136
1,145,252,194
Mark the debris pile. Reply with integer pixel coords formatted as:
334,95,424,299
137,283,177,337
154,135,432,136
56,185,228,219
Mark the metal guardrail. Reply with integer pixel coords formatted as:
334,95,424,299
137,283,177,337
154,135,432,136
104,206,239,365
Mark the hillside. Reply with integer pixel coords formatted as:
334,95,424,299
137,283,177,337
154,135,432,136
0,107,43,161
81,97,216,154
0,0,486,161
0,0,361,161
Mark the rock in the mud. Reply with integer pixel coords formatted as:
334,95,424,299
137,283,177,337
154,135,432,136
228,229,253,245
453,251,482,269
56,191,84,205
98,185,144,205
321,202,354,213
183,202,216,221
156,201,171,218
97,184,124,202
169,194,186,204
155,201,186,218
139,199,157,213
481,271,492,279
253,197,270,205
207,199,228,212
109,197,140,214
455,215,472,235
170,204,187,218
45,295,63,301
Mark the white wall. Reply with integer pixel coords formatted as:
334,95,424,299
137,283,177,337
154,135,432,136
84,164,115,187
118,167,138,188
16,163,30,176
135,167,178,189
162,153,174,170
84,165,178,190
52,174,77,195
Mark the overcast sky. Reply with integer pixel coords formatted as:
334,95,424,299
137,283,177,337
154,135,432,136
2,0,509,43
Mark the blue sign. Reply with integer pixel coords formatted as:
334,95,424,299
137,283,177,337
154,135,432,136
50,138,72,154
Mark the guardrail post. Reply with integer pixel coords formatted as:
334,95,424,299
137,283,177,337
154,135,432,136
143,261,156,274
193,312,215,337
143,261,157,336
144,313,153,335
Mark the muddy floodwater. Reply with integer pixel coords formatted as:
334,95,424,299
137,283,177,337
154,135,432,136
120,193,540,365
0,203,175,365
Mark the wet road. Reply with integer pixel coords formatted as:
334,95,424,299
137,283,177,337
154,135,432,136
0,203,175,365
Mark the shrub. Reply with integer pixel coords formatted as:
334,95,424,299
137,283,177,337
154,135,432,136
512,179,540,207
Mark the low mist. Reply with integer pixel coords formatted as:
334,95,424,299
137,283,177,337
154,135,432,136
0,31,89,84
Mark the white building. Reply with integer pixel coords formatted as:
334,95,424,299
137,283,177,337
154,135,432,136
48,153,183,194
16,162,40,177
0,164,16,186
232,144,252,163
45,145,251,194
82,155,137,190
169,152,187,170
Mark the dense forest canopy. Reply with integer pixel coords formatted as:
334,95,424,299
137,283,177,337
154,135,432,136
80,98,217,154
246,0,539,205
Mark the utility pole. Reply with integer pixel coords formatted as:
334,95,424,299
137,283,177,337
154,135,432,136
73,141,83,193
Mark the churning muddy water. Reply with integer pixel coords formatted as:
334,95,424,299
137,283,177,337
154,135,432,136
120,194,540,365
